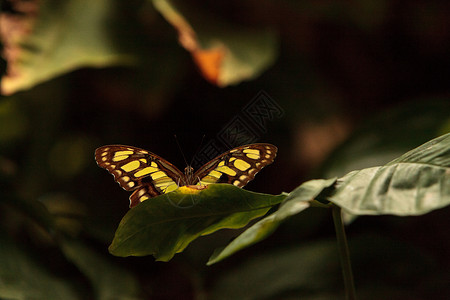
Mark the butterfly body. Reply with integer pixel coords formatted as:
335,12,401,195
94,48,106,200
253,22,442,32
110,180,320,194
95,143,277,208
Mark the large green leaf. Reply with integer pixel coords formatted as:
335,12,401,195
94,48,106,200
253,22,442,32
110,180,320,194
330,133,450,215
109,184,286,261
207,178,336,265
1,0,135,95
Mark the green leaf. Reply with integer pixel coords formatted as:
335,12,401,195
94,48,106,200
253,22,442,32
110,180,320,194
109,184,286,261
1,194,55,232
60,238,141,300
0,234,79,299
211,234,438,300
330,133,450,215
152,0,277,86
211,240,342,300
1,0,135,95
321,99,450,178
207,178,336,265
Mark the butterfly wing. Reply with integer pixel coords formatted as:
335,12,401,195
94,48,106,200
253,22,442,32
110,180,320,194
95,145,184,208
193,143,277,187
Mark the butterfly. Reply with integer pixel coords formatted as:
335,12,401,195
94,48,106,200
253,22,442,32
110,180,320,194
95,143,277,208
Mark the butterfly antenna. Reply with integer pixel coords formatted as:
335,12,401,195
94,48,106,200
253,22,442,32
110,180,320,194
190,134,206,167
174,134,190,167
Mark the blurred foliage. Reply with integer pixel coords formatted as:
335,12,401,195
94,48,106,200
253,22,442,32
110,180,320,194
1,0,450,299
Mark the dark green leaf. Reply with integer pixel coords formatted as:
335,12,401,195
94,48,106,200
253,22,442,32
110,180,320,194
1,194,55,232
211,240,341,300
208,178,336,265
109,184,285,261
330,133,450,215
321,100,450,178
61,238,141,300
0,234,79,299
212,234,439,300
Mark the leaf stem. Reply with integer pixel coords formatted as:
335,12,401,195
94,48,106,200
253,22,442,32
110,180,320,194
331,204,356,300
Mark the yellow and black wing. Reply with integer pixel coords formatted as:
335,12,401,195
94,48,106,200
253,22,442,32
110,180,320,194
95,145,184,208
194,143,277,187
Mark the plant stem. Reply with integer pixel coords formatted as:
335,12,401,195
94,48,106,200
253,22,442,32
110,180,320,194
332,204,356,300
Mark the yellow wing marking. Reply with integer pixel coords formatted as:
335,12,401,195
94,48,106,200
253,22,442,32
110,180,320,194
209,170,222,178
157,183,178,193
239,175,249,181
115,150,134,156
243,149,260,155
153,176,178,193
245,153,260,159
140,195,150,202
233,159,251,171
112,150,134,162
121,160,140,172
215,165,237,176
134,166,159,177
198,170,223,185
151,171,167,180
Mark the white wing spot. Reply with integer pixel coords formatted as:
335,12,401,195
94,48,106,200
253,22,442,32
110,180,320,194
239,175,249,181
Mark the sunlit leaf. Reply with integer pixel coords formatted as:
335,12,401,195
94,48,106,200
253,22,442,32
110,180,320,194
0,0,134,95
208,178,336,265
152,0,277,86
109,184,286,261
330,133,450,215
